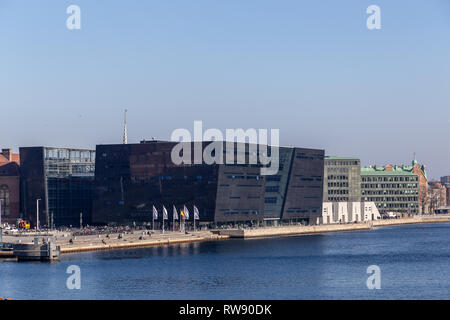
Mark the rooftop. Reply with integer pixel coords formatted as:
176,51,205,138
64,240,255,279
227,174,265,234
361,167,418,176
325,156,360,161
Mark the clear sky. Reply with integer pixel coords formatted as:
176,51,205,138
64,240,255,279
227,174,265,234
1,0,449,179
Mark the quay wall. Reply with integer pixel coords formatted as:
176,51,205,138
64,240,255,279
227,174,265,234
219,215,450,238
60,234,229,254
372,215,450,227
219,223,370,238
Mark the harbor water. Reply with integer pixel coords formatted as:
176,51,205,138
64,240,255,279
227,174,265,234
1,223,449,299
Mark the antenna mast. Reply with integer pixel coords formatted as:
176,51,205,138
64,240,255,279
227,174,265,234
123,109,128,144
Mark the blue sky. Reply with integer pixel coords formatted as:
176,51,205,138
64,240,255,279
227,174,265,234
0,0,449,179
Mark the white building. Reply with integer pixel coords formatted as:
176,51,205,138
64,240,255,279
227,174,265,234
319,201,381,224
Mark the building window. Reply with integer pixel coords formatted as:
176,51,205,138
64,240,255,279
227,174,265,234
0,185,10,217
265,197,277,204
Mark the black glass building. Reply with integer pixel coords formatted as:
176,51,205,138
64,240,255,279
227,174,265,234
93,141,324,227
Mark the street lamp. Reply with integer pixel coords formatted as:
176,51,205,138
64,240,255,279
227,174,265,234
36,199,41,231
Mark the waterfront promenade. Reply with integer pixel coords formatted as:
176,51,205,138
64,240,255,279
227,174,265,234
1,230,229,256
2,215,450,256
218,215,450,238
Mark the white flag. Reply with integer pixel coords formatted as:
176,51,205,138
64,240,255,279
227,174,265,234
183,205,190,220
152,205,158,219
163,206,168,220
194,206,200,220
173,205,178,220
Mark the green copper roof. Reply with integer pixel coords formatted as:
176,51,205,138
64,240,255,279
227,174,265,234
360,159,427,180
361,167,418,176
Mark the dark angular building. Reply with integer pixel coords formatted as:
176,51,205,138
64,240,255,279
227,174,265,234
20,147,95,228
93,140,324,227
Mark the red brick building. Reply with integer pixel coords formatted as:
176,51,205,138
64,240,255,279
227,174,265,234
0,149,20,225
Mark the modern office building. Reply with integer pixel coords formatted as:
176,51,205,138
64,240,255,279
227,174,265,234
92,140,325,227
323,157,361,202
0,148,21,224
20,147,95,227
360,166,420,215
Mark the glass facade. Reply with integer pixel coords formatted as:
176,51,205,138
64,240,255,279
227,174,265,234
20,147,95,227
93,142,325,226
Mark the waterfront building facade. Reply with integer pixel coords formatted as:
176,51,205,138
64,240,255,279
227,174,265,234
20,147,95,227
323,157,361,202
320,201,381,224
92,140,325,227
0,149,21,224
360,167,419,215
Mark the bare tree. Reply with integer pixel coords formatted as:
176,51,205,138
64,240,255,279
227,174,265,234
419,185,429,214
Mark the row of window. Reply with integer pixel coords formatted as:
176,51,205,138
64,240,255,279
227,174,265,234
362,176,418,182
222,210,259,215
327,182,349,188
327,175,349,180
362,190,418,195
327,197,349,202
0,187,10,216
326,160,358,166
362,183,418,189
229,196,261,200
327,167,349,174
362,197,419,202
375,203,419,208
265,186,280,193
226,175,262,180
328,189,349,195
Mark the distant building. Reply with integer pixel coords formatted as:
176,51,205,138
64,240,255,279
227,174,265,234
0,148,19,164
440,176,450,206
435,206,450,214
440,176,450,184
323,157,361,202
446,186,450,207
427,182,447,212
0,149,20,224
93,141,325,227
20,147,95,228
361,166,419,215
320,201,381,224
